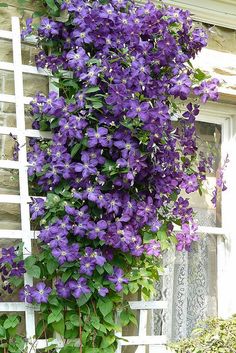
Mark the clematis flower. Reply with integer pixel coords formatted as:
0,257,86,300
107,267,129,292
68,278,91,298
32,282,52,304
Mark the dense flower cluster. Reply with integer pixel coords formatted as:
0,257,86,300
23,0,218,297
17,0,221,350
0,246,25,295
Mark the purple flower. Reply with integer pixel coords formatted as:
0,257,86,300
75,153,97,178
66,48,89,69
87,127,108,148
38,18,61,38
68,278,90,299
0,247,16,265
32,282,52,304
193,79,219,103
176,223,198,251
98,287,109,297
19,285,33,303
84,247,106,266
79,257,96,276
55,280,71,299
145,240,161,257
21,18,33,39
30,198,45,220
10,261,26,277
87,220,107,240
180,174,199,194
169,74,192,100
107,267,128,292
52,243,79,265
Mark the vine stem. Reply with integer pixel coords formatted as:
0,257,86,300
78,308,82,353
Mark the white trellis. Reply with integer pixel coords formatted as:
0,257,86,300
0,16,229,353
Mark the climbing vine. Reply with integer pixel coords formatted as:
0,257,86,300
0,0,222,352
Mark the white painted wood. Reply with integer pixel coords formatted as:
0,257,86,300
12,17,36,351
0,302,39,311
0,230,39,239
120,336,167,346
0,93,16,103
0,160,20,169
129,301,168,310
0,126,52,139
0,30,13,40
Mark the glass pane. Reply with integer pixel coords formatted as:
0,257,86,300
0,70,15,95
182,121,222,227
0,102,16,127
23,73,49,97
0,38,13,62
0,169,19,195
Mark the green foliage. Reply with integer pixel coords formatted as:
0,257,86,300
169,316,236,353
0,315,26,353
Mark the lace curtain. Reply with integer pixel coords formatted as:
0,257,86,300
153,208,218,342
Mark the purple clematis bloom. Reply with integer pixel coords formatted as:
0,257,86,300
30,198,45,220
32,282,52,304
98,287,109,297
55,279,71,299
66,48,89,69
87,220,107,240
19,285,34,303
107,267,128,292
75,153,97,178
68,277,91,299
145,240,161,257
87,127,108,147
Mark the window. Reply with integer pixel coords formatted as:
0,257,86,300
152,103,235,344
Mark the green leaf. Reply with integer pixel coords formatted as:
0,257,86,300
104,262,113,274
0,3,8,7
52,318,65,336
97,298,113,317
100,335,116,348
45,0,58,12
24,255,36,268
92,101,103,109
0,326,6,338
143,231,154,243
86,86,100,93
3,316,20,329
36,319,45,338
71,143,81,158
77,292,92,307
120,310,130,326
69,314,81,327
48,309,63,324
194,68,208,82
46,258,58,275
27,265,41,278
